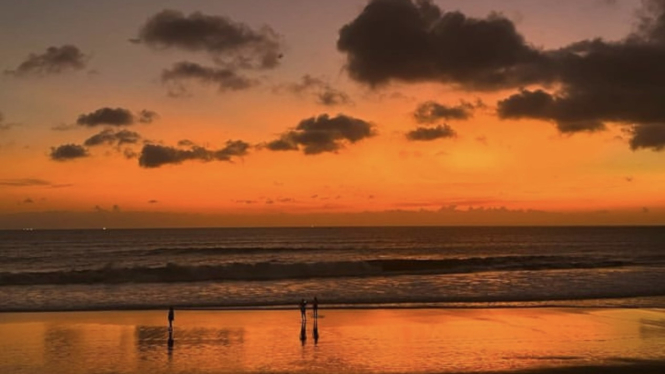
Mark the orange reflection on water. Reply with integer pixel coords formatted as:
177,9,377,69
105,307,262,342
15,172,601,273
1,308,664,374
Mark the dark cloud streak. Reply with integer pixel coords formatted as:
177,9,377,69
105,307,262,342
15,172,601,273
5,45,88,76
139,140,250,168
76,107,158,127
406,124,456,141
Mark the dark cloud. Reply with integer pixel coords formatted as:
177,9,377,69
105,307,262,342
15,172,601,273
337,0,547,89
497,89,606,133
413,101,473,123
139,140,250,168
77,107,157,127
22,198,34,204
629,123,665,151
0,178,51,187
5,45,88,76
137,9,282,69
50,144,88,161
83,129,142,147
162,61,256,96
339,0,665,151
148,200,159,204
406,124,456,141
284,75,351,106
265,114,375,155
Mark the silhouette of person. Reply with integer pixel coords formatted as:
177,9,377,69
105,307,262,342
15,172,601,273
312,296,319,319
299,299,307,321
168,306,175,331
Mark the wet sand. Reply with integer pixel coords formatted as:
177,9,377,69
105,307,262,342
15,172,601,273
1,308,664,374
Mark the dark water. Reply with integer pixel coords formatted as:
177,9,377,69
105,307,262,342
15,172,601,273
1,226,664,311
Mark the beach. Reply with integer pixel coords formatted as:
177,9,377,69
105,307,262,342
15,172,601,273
2,307,665,374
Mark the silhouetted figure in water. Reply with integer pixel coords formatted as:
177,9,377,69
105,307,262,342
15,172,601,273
300,320,307,345
299,299,307,322
167,306,175,347
312,296,319,319
313,316,319,345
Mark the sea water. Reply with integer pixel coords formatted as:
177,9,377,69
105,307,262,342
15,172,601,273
1,226,665,311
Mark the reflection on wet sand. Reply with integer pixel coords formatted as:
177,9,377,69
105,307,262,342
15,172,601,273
0,309,664,374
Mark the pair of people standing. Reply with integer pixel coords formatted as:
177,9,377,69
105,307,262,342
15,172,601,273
299,297,319,320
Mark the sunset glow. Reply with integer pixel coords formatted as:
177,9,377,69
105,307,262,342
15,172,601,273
2,0,665,228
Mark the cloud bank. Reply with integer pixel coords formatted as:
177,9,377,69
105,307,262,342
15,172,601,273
339,0,665,151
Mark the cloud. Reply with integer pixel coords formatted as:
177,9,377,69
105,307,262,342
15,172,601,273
283,75,352,106
50,144,88,161
5,45,89,76
337,0,547,89
84,129,142,147
413,101,474,123
264,114,375,154
629,123,665,151
0,178,51,187
497,89,606,133
161,61,256,96
406,124,456,141
138,140,250,168
137,9,282,69
76,107,158,127
339,0,665,151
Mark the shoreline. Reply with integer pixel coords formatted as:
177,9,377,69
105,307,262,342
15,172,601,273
2,307,664,373
2,296,665,314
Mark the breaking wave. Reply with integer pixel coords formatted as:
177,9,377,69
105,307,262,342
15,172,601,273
0,255,640,286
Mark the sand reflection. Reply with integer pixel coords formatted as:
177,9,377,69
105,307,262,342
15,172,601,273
0,308,664,373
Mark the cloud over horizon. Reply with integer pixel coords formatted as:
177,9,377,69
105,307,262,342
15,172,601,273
5,45,88,76
265,114,375,154
76,108,158,127
413,101,474,123
138,140,250,168
406,124,456,141
50,144,88,161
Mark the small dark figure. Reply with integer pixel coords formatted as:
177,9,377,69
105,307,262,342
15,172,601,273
299,299,307,321
168,306,175,330
312,296,319,319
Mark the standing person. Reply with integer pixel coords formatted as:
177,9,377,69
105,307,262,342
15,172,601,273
300,299,307,321
312,296,319,319
168,306,175,331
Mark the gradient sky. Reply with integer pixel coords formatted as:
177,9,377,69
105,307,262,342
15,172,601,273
2,0,665,228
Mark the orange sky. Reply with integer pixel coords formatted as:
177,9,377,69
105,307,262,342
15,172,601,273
1,0,665,228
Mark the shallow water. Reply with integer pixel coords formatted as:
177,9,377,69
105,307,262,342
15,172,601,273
2,227,665,311
1,308,665,374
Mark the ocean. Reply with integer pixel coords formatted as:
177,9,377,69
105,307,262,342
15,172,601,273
1,226,665,312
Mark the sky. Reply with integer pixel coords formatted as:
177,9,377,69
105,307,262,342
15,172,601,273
1,0,665,228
